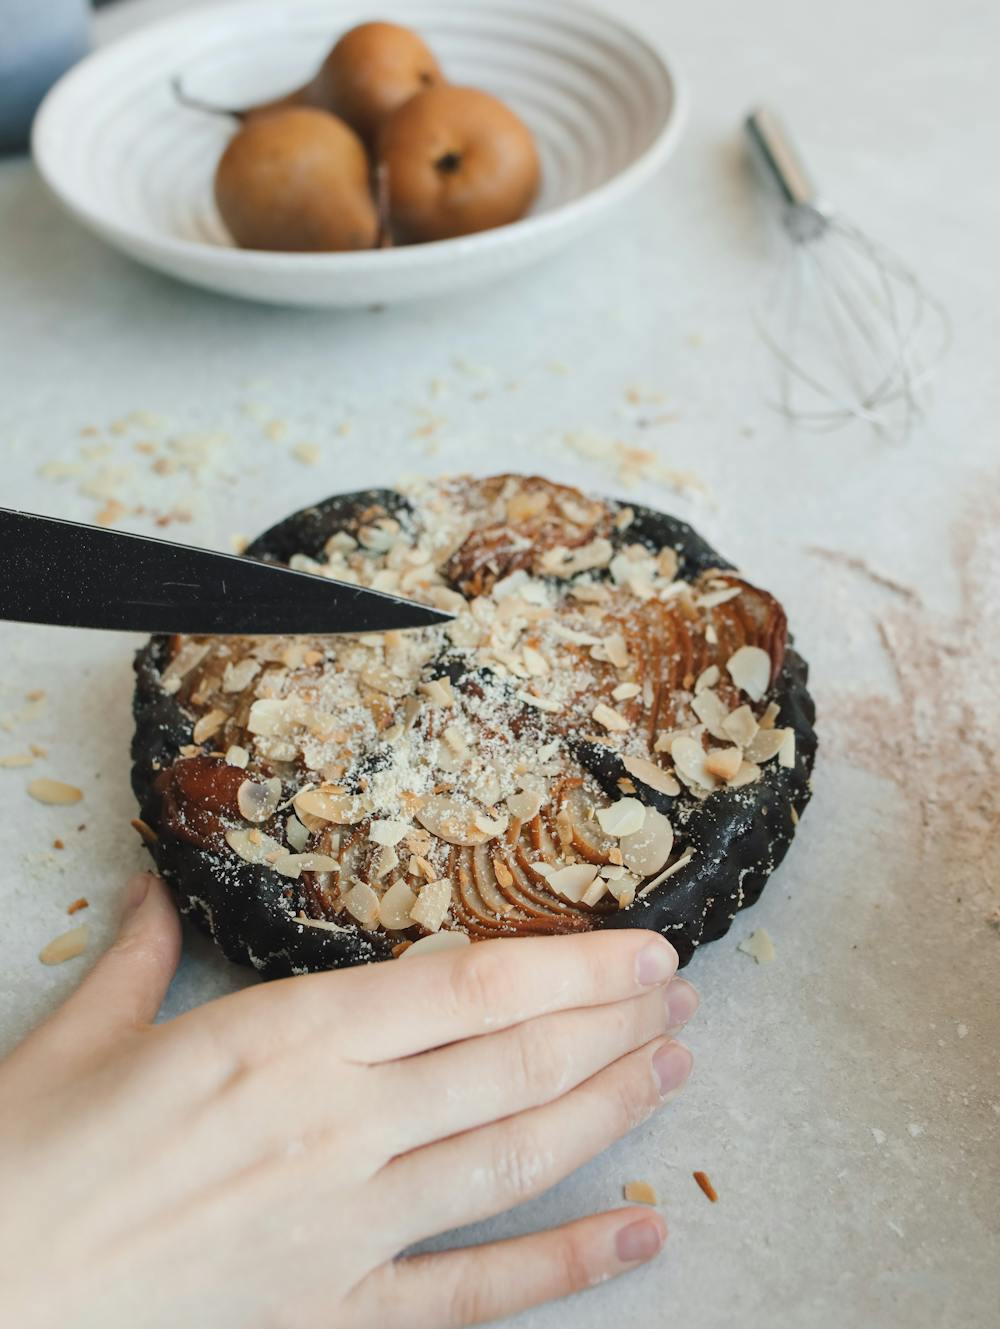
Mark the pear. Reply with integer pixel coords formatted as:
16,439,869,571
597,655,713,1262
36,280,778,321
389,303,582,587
177,21,442,143
214,107,378,252
377,85,540,244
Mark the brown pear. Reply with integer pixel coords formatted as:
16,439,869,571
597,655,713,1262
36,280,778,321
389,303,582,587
311,21,443,142
214,107,378,252
377,85,541,244
177,22,442,143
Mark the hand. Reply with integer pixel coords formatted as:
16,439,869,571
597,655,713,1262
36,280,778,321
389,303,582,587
0,873,697,1329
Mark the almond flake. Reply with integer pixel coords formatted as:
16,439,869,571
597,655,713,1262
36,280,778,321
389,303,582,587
778,730,796,768
237,777,282,823
343,880,380,928
670,736,718,791
399,931,470,959
420,677,453,707
621,755,681,798
728,761,762,788
704,747,743,781
612,682,642,701
506,788,544,822
744,728,790,764
192,708,226,744
39,924,89,965
738,927,776,965
293,913,354,935
726,645,771,703
0,753,34,768
544,863,600,902
620,808,673,876
286,815,310,852
592,703,629,732
247,698,293,736
698,586,742,609
416,794,492,846
591,633,630,669
568,581,608,605
521,646,550,676
294,788,365,825
623,1180,658,1205
581,877,610,907
596,798,646,838
691,688,731,742
225,828,284,864
694,665,720,694
721,705,758,748
27,778,83,806
368,819,411,847
222,658,261,693
378,880,418,930
516,690,561,714
759,701,781,729
273,852,339,879
410,878,453,932
637,846,696,898
474,810,508,838
373,845,399,879
225,744,250,768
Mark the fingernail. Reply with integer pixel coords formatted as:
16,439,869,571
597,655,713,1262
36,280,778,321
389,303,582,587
635,939,677,986
652,1041,693,1100
665,977,699,1033
122,873,151,920
616,1217,665,1264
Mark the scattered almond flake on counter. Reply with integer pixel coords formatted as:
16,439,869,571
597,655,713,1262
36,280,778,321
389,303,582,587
727,645,771,703
293,443,320,465
693,1171,718,1203
25,690,45,703
738,928,775,965
28,778,83,806
230,533,249,554
0,753,34,768
66,897,89,915
623,1180,658,1205
39,924,89,966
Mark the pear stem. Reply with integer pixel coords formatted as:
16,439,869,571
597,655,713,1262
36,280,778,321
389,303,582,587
170,75,244,122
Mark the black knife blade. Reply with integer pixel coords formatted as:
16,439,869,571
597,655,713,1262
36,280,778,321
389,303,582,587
0,508,453,635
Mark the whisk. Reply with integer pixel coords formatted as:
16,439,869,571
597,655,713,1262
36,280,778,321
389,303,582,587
745,106,950,438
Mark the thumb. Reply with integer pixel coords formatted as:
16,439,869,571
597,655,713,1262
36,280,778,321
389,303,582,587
58,872,183,1039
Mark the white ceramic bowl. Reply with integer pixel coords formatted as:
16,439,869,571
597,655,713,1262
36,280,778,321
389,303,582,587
32,0,685,307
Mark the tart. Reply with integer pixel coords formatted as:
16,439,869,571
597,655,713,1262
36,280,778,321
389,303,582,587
131,474,816,976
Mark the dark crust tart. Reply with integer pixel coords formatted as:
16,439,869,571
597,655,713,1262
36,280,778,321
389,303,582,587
131,480,817,977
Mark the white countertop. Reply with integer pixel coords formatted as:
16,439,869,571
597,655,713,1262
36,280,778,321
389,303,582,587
1,1,997,1325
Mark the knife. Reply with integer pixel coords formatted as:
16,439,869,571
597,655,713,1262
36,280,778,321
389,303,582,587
0,508,453,636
